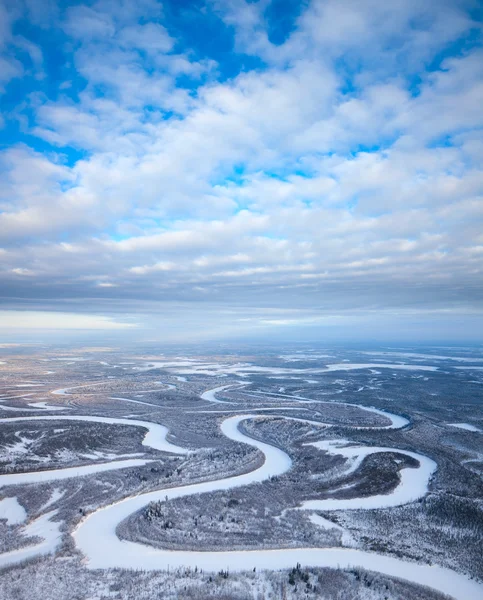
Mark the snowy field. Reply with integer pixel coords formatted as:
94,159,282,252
0,346,482,600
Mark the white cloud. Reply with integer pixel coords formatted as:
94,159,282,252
0,0,482,340
0,311,137,330
129,262,176,274
11,268,34,276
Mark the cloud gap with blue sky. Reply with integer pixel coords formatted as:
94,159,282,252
0,0,482,342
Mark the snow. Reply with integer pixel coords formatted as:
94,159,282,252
72,414,292,571
200,384,234,404
130,359,439,378
70,413,481,600
0,404,57,413
300,440,436,511
279,354,333,361
1,433,36,457
79,451,144,461
43,357,87,361
350,404,409,430
51,381,109,395
72,415,403,562
38,488,66,511
0,497,27,524
52,381,176,398
0,458,153,488
0,510,62,568
153,381,176,390
262,415,329,428
14,384,45,387
322,363,439,372
111,396,161,408
362,351,483,362
132,360,200,372
240,391,409,429
192,407,309,413
308,513,345,531
27,402,69,411
448,423,481,433
200,383,250,404
0,415,190,455
0,408,480,599
308,513,355,546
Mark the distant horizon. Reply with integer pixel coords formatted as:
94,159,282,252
1,335,482,350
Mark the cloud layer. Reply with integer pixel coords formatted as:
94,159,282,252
0,0,482,339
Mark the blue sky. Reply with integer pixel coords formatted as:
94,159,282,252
0,0,482,342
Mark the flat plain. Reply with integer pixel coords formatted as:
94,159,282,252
0,344,482,600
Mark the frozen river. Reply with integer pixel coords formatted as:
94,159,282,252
1,391,481,599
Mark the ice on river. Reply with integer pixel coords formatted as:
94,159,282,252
448,423,481,433
0,458,153,488
71,414,480,600
300,440,436,511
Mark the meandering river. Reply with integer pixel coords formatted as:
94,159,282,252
1,387,481,600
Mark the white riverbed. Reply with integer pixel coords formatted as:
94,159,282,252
448,423,481,432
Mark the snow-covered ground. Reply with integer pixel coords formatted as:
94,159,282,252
242,390,410,429
0,415,190,454
51,381,111,395
361,351,483,362
69,413,481,600
38,488,66,511
13,384,45,387
321,363,439,372
0,510,62,568
0,497,27,524
0,390,480,599
279,353,334,361
128,358,440,377
308,513,355,546
110,396,161,408
27,402,69,411
300,439,436,510
448,423,481,433
0,393,36,402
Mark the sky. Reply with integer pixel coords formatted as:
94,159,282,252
0,0,482,344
